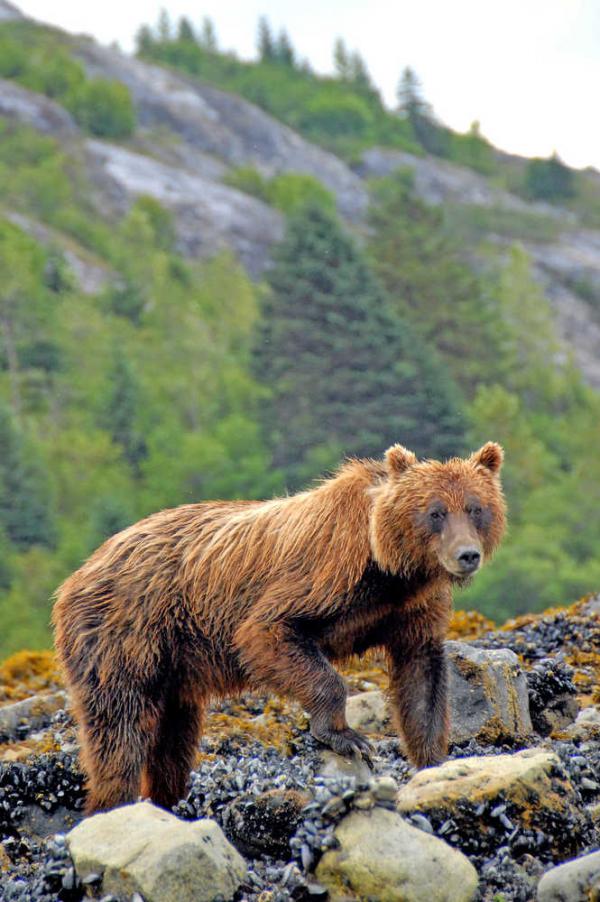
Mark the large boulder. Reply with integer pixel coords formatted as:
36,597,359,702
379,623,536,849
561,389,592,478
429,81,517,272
447,641,533,744
315,806,478,902
397,750,574,816
537,850,600,901
397,750,585,859
67,801,246,902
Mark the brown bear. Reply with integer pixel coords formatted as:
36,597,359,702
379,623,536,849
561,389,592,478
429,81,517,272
53,442,506,813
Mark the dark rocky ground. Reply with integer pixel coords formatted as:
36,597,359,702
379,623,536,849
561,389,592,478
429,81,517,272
1,598,600,901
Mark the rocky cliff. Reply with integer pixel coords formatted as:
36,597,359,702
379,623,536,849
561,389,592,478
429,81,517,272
1,4,600,387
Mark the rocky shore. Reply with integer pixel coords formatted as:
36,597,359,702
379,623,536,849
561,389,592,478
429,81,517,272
1,597,600,901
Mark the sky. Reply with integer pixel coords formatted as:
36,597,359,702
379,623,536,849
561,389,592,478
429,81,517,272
15,0,600,171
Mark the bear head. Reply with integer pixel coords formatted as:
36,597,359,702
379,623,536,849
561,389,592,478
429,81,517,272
369,442,506,582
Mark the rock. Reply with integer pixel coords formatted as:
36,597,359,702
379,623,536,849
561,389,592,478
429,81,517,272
397,749,571,813
222,788,309,858
0,1,25,23
67,801,246,902
315,806,478,902
0,691,67,740
527,660,579,736
568,706,600,740
346,690,390,734
0,79,78,137
85,139,283,277
74,43,369,223
369,775,399,802
446,641,532,744
317,751,373,784
537,850,600,901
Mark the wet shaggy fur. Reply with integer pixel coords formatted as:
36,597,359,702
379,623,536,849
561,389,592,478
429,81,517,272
53,442,506,813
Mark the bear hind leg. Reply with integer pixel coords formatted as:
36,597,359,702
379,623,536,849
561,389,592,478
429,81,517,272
141,688,205,810
75,685,161,814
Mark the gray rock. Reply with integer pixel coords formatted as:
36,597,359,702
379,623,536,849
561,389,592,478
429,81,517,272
318,751,373,784
73,43,369,223
0,691,68,740
0,79,78,137
85,139,283,277
345,689,390,734
222,788,309,858
67,801,246,902
446,641,532,744
0,1,24,22
5,212,111,295
316,806,478,901
537,850,600,901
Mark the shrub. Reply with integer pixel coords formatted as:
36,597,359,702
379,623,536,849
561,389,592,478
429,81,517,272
66,78,136,139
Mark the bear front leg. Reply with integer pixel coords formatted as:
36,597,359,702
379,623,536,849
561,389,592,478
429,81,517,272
235,619,372,762
386,638,449,768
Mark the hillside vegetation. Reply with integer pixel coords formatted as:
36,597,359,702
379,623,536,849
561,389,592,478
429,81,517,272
0,8,599,656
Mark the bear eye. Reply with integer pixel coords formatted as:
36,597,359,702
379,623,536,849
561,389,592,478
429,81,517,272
467,506,482,517
430,509,446,521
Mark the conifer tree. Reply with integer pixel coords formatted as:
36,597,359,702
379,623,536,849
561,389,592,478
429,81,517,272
177,16,196,43
333,38,350,80
0,403,55,549
257,17,275,62
275,29,295,67
103,354,146,471
256,204,466,489
199,17,217,52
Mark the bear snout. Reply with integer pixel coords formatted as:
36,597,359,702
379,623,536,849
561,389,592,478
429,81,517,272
455,546,481,574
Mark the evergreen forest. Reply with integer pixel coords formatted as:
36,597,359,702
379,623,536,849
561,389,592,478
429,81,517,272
0,10,599,657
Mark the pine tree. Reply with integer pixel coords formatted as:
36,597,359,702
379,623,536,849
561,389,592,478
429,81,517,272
256,205,466,489
0,403,55,550
396,66,449,156
333,38,350,80
367,171,509,393
275,29,295,67
102,354,146,471
135,25,153,55
199,17,217,52
177,16,196,43
257,17,275,62
157,8,171,43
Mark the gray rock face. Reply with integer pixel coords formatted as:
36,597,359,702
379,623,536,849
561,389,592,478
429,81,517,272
0,79,78,137
360,148,572,221
85,139,283,276
537,850,600,901
0,1,24,21
447,641,533,744
317,751,373,784
316,806,478,902
73,43,369,222
0,691,67,740
67,801,246,902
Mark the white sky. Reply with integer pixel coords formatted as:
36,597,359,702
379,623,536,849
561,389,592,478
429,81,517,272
16,0,600,171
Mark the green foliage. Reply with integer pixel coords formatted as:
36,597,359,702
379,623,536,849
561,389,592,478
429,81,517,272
523,153,575,202
66,78,135,138
137,19,421,160
0,21,135,139
255,204,466,489
0,403,55,550
367,171,509,394
444,203,561,244
225,166,335,215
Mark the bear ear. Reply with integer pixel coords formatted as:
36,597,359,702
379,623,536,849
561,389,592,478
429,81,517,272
470,442,504,475
385,443,417,476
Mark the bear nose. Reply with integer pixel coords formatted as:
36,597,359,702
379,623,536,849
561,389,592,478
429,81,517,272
456,547,481,572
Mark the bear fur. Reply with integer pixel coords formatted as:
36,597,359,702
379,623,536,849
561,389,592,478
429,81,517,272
53,442,506,813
